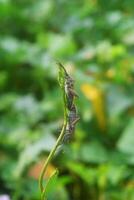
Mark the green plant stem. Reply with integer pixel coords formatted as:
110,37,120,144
41,171,57,200
39,90,67,199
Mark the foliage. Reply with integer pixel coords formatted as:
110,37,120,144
0,0,134,200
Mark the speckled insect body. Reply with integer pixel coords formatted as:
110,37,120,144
61,67,79,143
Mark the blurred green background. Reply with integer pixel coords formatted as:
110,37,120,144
0,0,134,200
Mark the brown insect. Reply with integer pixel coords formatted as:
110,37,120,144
58,62,79,144
65,73,77,109
63,105,80,143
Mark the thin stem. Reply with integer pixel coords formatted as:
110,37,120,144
39,90,68,199
41,170,58,200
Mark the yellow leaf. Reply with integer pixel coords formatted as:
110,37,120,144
81,84,106,131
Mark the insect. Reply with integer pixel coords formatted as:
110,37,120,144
65,74,78,110
58,62,78,110
58,62,79,144
63,105,80,143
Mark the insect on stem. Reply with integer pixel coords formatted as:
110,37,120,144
39,63,79,200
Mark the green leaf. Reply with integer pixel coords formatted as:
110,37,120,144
14,133,56,178
79,141,108,163
41,33,76,57
117,119,134,155
67,162,97,185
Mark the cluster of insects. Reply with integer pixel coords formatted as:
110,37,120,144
58,63,80,143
